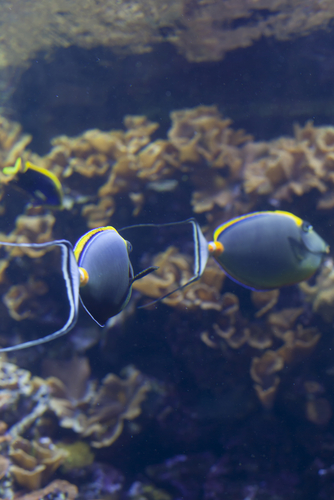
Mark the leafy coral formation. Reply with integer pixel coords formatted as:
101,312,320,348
0,106,334,497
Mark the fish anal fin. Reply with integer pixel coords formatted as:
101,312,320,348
132,266,159,284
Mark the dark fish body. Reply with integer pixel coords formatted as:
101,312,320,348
3,158,63,207
74,227,133,326
0,218,207,352
211,211,328,290
13,167,62,206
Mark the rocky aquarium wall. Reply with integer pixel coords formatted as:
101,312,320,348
1,1,334,499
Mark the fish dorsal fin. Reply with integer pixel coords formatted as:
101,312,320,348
0,239,80,352
120,218,209,309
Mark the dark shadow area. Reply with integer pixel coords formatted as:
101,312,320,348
9,27,334,154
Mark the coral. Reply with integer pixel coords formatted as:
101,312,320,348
242,121,334,207
38,114,164,226
0,358,156,496
57,441,94,472
31,106,334,231
0,358,151,452
250,350,284,409
304,381,332,426
168,106,252,215
0,117,31,170
50,365,152,448
9,436,68,491
249,308,321,408
0,210,56,258
201,299,321,409
0,105,333,498
0,360,52,437
15,479,78,500
299,257,334,323
251,289,280,318
127,481,172,500
0,455,9,480
146,453,215,500
3,278,49,321
42,355,91,400
65,462,125,499
133,246,225,311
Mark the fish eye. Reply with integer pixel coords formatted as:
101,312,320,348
302,221,313,232
126,241,133,253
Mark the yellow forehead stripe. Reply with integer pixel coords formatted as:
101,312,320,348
74,226,124,262
213,210,303,241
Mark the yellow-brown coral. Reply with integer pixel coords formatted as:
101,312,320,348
9,437,68,491
243,121,334,207
49,365,152,448
168,106,252,214
0,211,56,259
3,278,49,322
299,258,334,323
304,381,332,426
15,479,78,500
250,350,284,410
132,245,225,311
201,297,321,409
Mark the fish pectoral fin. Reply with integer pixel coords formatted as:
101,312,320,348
288,237,307,262
131,266,159,284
